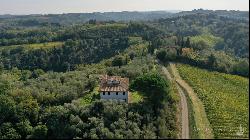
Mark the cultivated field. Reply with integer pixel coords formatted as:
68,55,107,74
177,64,249,138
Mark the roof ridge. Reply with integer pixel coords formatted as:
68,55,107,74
99,75,129,92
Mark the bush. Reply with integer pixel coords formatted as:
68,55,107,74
156,49,167,62
156,48,177,62
112,56,125,68
232,59,249,77
130,72,170,106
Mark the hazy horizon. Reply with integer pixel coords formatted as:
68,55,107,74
0,0,249,15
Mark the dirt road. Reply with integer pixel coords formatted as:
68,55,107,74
161,66,189,139
169,62,213,139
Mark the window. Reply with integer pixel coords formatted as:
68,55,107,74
116,92,118,95
103,92,105,95
123,92,125,95
108,92,110,95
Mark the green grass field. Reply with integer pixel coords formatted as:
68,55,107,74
77,86,100,106
0,42,63,51
177,64,249,138
130,91,144,103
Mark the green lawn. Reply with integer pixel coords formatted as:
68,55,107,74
76,85,144,105
77,86,100,106
130,91,144,103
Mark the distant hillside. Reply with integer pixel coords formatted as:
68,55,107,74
150,11,249,58
176,9,249,21
0,11,176,27
0,10,248,28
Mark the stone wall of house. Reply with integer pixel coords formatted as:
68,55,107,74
100,91,129,102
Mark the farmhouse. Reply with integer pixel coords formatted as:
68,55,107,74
99,75,130,103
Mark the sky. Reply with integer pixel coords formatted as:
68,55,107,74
0,0,249,15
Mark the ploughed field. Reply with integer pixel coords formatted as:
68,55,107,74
177,64,249,139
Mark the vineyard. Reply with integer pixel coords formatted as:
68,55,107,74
177,64,249,138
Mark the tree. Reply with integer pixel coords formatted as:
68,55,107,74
0,78,10,95
141,124,157,139
130,73,170,107
16,120,33,138
128,51,136,60
148,44,155,54
16,99,39,124
31,69,45,78
112,56,124,68
125,55,129,65
88,19,97,24
181,36,185,47
156,117,168,138
20,70,32,81
185,37,191,48
0,123,21,139
0,62,4,73
29,124,48,139
152,37,164,48
86,76,97,91
208,54,217,67
192,40,209,50
156,49,166,62
41,106,71,138
0,95,16,124
214,40,226,51
156,48,177,62
232,59,249,77
165,48,177,61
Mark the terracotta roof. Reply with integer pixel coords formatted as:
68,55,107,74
99,75,129,92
